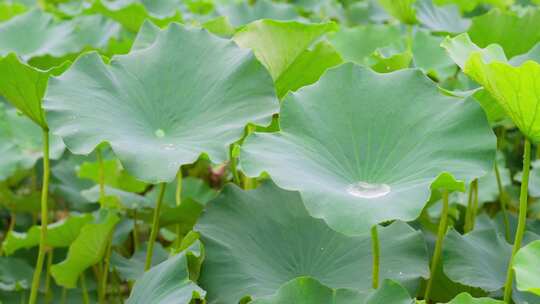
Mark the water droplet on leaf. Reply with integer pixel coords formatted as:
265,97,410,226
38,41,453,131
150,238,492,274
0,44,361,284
154,129,165,138
346,181,390,198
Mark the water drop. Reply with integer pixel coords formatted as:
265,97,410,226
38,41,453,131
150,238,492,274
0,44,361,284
154,129,165,138
162,143,176,151
346,181,391,198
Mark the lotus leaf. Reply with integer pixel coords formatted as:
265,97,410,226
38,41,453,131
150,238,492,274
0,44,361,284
513,240,540,296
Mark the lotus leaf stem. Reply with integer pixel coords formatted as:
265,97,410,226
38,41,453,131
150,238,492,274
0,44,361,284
494,161,511,242
424,189,449,303
44,250,53,304
371,224,380,289
96,147,106,206
174,170,183,249
145,182,167,271
100,234,113,304
28,129,50,304
80,272,89,304
503,138,531,302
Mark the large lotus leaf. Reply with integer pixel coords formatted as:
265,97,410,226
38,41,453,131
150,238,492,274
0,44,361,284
217,0,300,27
44,23,278,183
126,242,205,304
251,277,412,304
377,0,417,24
0,257,33,291
0,2,26,22
468,8,540,58
196,182,429,304
412,29,455,80
443,33,540,143
0,10,120,61
78,158,147,193
82,185,152,209
0,53,69,128
513,240,540,296
51,211,119,288
241,64,495,235
510,42,540,66
2,213,93,255
415,0,470,33
233,20,338,97
443,228,511,291
445,293,505,304
329,24,402,65
0,105,64,180
89,0,182,32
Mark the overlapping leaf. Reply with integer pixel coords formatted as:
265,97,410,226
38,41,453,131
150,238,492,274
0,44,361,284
196,181,429,303
44,23,278,183
241,63,495,235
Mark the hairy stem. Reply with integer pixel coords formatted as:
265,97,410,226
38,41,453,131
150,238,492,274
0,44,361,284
464,180,475,233
174,170,182,249
494,161,511,242
96,147,106,206
503,138,531,303
371,224,380,289
132,210,139,253
44,250,53,304
145,183,167,271
29,130,50,304
424,190,449,303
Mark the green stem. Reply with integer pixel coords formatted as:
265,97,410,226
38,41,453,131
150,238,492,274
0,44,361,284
28,130,50,304
145,183,167,271
96,147,106,206
503,138,531,303
464,180,475,233
80,272,89,304
229,145,241,185
424,190,449,303
60,288,67,304
99,235,113,304
174,171,182,249
494,160,511,242
471,180,479,229
132,211,139,253
371,224,380,289
44,250,53,304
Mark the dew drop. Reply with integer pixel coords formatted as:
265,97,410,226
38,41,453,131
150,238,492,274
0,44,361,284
154,129,165,138
161,143,176,151
346,181,391,198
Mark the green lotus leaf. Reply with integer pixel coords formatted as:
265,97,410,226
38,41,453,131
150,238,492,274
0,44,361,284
78,158,147,193
510,42,540,66
201,16,236,38
217,0,300,27
329,24,402,65
0,183,45,213
377,0,417,24
513,240,540,295
0,104,64,180
411,29,456,80
0,2,26,22
241,64,496,235
443,228,511,291
196,182,429,303
0,257,33,291
89,0,182,32
44,23,278,183
51,210,120,288
111,243,168,281
233,19,339,98
2,213,93,255
0,53,69,128
472,89,506,124
415,0,470,33
445,292,505,304
468,8,540,58
443,33,540,142
251,277,412,304
126,242,205,304
0,10,120,62
367,44,412,73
